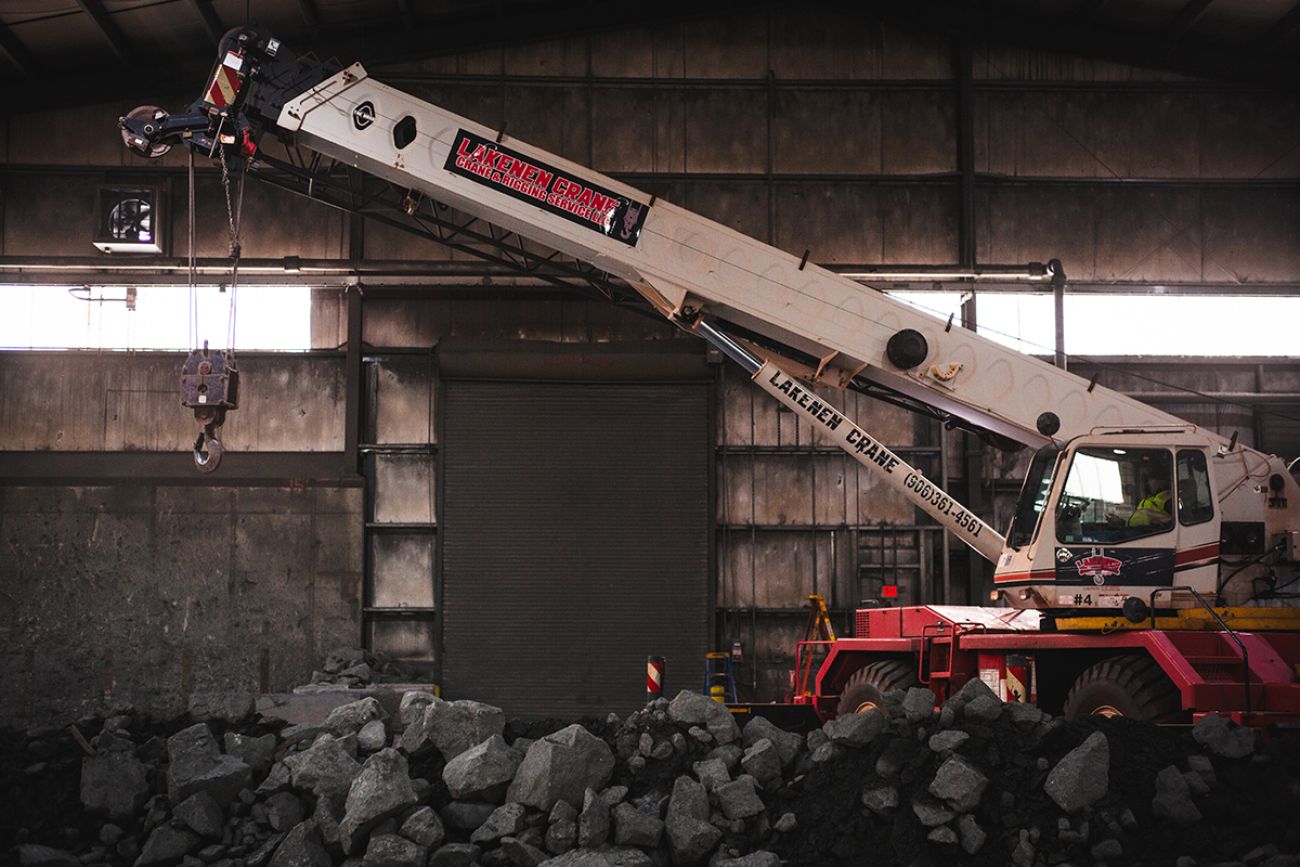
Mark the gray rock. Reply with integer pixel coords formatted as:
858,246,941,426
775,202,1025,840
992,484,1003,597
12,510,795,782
188,692,255,724
901,687,936,722
440,802,496,831
708,744,743,770
174,792,225,839
822,710,885,748
546,818,577,855
16,845,80,867
247,831,288,867
284,738,363,808
324,647,368,674
362,834,425,867
81,752,150,820
99,824,124,847
268,822,331,867
714,777,764,820
926,826,958,845
400,808,445,849
740,717,802,769
860,786,898,815
1005,702,1043,727
1192,714,1255,759
471,804,528,845
224,733,277,777
427,843,480,867
774,813,797,833
258,762,293,797
314,797,343,851
691,759,730,791
927,730,969,753
957,814,986,855
265,792,307,833
399,691,438,731
611,804,662,848
500,837,548,867
1091,838,1124,861
537,848,653,867
666,691,740,745
1043,731,1109,814
443,735,524,804
714,854,780,867
739,739,782,787
1186,754,1216,784
326,698,389,738
340,749,419,854
358,721,388,753
911,797,955,827
1152,765,1202,825
928,755,988,812
507,725,615,812
136,826,201,867
665,804,721,867
667,776,709,823
578,788,610,848
962,694,1003,722
805,730,828,753
405,698,505,762
167,724,253,806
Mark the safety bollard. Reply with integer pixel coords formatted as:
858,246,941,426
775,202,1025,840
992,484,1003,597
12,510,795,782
646,655,665,704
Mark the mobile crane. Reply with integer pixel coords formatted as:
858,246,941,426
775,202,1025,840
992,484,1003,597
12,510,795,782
120,27,1300,728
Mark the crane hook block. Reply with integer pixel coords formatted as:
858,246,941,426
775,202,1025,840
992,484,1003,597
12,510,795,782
180,344,239,472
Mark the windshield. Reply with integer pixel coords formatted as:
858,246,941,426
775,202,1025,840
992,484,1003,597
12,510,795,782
1008,446,1060,549
1056,447,1174,544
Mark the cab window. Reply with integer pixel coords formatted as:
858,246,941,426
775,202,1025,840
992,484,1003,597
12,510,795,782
1056,447,1174,544
1177,449,1214,526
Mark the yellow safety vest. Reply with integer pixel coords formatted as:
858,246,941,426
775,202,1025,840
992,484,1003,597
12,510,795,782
1129,490,1172,527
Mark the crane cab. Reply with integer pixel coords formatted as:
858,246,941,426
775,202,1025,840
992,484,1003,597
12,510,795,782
993,429,1244,611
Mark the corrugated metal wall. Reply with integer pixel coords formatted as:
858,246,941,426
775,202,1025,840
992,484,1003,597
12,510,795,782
438,342,711,717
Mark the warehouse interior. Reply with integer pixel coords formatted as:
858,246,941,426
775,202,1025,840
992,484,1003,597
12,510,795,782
2,2,1300,865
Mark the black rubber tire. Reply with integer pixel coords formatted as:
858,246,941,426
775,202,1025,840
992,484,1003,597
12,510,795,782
1063,654,1185,723
836,658,918,718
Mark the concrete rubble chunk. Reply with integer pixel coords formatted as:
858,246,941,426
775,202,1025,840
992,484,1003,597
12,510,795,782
404,697,506,763
774,813,796,833
1044,731,1109,814
173,791,225,839
912,797,955,828
324,647,368,674
225,732,277,777
441,802,496,831
578,787,611,848
740,716,802,768
443,735,524,804
167,723,253,806
962,694,1003,722
135,825,201,867
339,749,419,854
928,730,970,753
399,691,438,730
358,720,388,753
691,758,730,791
546,817,577,856
860,786,898,815
362,834,426,867
284,737,363,808
929,754,989,812
1193,714,1255,759
188,691,255,724
666,691,740,745
80,751,150,820
325,698,389,738
400,807,445,849
471,803,529,845
739,738,782,786
611,803,663,848
501,836,548,867
314,797,343,851
1091,838,1124,861
667,776,709,823
508,725,615,812
665,810,722,867
537,846,654,867
927,825,958,845
1006,702,1044,727
714,853,780,867
427,843,480,867
17,846,80,867
268,821,332,867
1153,765,1203,825
714,777,765,820
901,687,936,722
957,814,986,855
823,710,886,748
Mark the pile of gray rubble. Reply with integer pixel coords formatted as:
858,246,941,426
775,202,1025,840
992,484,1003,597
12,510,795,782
6,676,1300,867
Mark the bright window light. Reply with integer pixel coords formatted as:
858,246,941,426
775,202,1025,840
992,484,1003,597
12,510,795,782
0,284,311,351
887,291,1300,357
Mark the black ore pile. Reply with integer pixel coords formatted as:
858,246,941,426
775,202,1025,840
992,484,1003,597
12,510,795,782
2,675,1300,867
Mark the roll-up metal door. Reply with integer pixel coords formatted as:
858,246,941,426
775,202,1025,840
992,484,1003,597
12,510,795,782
439,341,711,718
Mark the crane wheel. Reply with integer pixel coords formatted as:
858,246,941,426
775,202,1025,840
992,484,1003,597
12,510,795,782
836,659,918,718
1063,654,1185,723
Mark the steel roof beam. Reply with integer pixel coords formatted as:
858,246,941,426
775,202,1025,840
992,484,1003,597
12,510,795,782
0,20,35,77
73,0,132,65
184,0,225,47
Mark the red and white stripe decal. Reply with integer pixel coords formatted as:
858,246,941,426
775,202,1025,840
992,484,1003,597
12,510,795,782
646,659,663,696
1174,542,1219,566
207,64,240,109
994,569,1055,584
